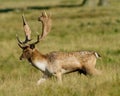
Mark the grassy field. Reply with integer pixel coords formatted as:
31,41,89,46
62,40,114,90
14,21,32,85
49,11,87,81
0,0,120,96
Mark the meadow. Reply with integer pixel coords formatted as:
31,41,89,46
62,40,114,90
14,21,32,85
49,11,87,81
0,0,120,96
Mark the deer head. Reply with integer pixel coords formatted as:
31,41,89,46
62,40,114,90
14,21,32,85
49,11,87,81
17,11,52,60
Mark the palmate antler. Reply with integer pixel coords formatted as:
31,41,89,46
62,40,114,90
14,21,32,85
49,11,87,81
22,14,31,41
17,11,52,46
38,11,52,40
16,14,32,44
31,11,52,45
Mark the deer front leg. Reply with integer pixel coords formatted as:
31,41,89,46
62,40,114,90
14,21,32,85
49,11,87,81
37,75,48,85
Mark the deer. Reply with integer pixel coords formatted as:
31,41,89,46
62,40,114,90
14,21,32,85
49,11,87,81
17,11,101,85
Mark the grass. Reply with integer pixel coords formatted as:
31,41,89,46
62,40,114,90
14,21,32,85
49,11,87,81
0,0,120,96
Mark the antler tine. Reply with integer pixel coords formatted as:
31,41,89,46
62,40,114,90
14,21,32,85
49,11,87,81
41,11,47,17
31,34,40,45
38,11,52,40
16,34,30,45
16,34,23,44
18,43,24,49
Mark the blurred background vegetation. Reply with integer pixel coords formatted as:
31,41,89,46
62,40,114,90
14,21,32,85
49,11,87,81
0,0,120,96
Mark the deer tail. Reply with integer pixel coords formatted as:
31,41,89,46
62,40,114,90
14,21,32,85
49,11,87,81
94,52,101,58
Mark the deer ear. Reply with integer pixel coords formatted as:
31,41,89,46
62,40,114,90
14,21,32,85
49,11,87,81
30,44,35,49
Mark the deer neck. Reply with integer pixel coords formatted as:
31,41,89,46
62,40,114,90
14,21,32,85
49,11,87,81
28,49,47,72
28,49,46,62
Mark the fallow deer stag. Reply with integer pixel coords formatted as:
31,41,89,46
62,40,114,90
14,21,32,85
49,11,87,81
17,11,101,85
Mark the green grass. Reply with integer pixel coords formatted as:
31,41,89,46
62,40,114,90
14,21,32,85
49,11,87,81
0,0,120,96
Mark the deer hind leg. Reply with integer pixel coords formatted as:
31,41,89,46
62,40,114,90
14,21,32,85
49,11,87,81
54,71,62,84
93,68,101,75
78,69,87,75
